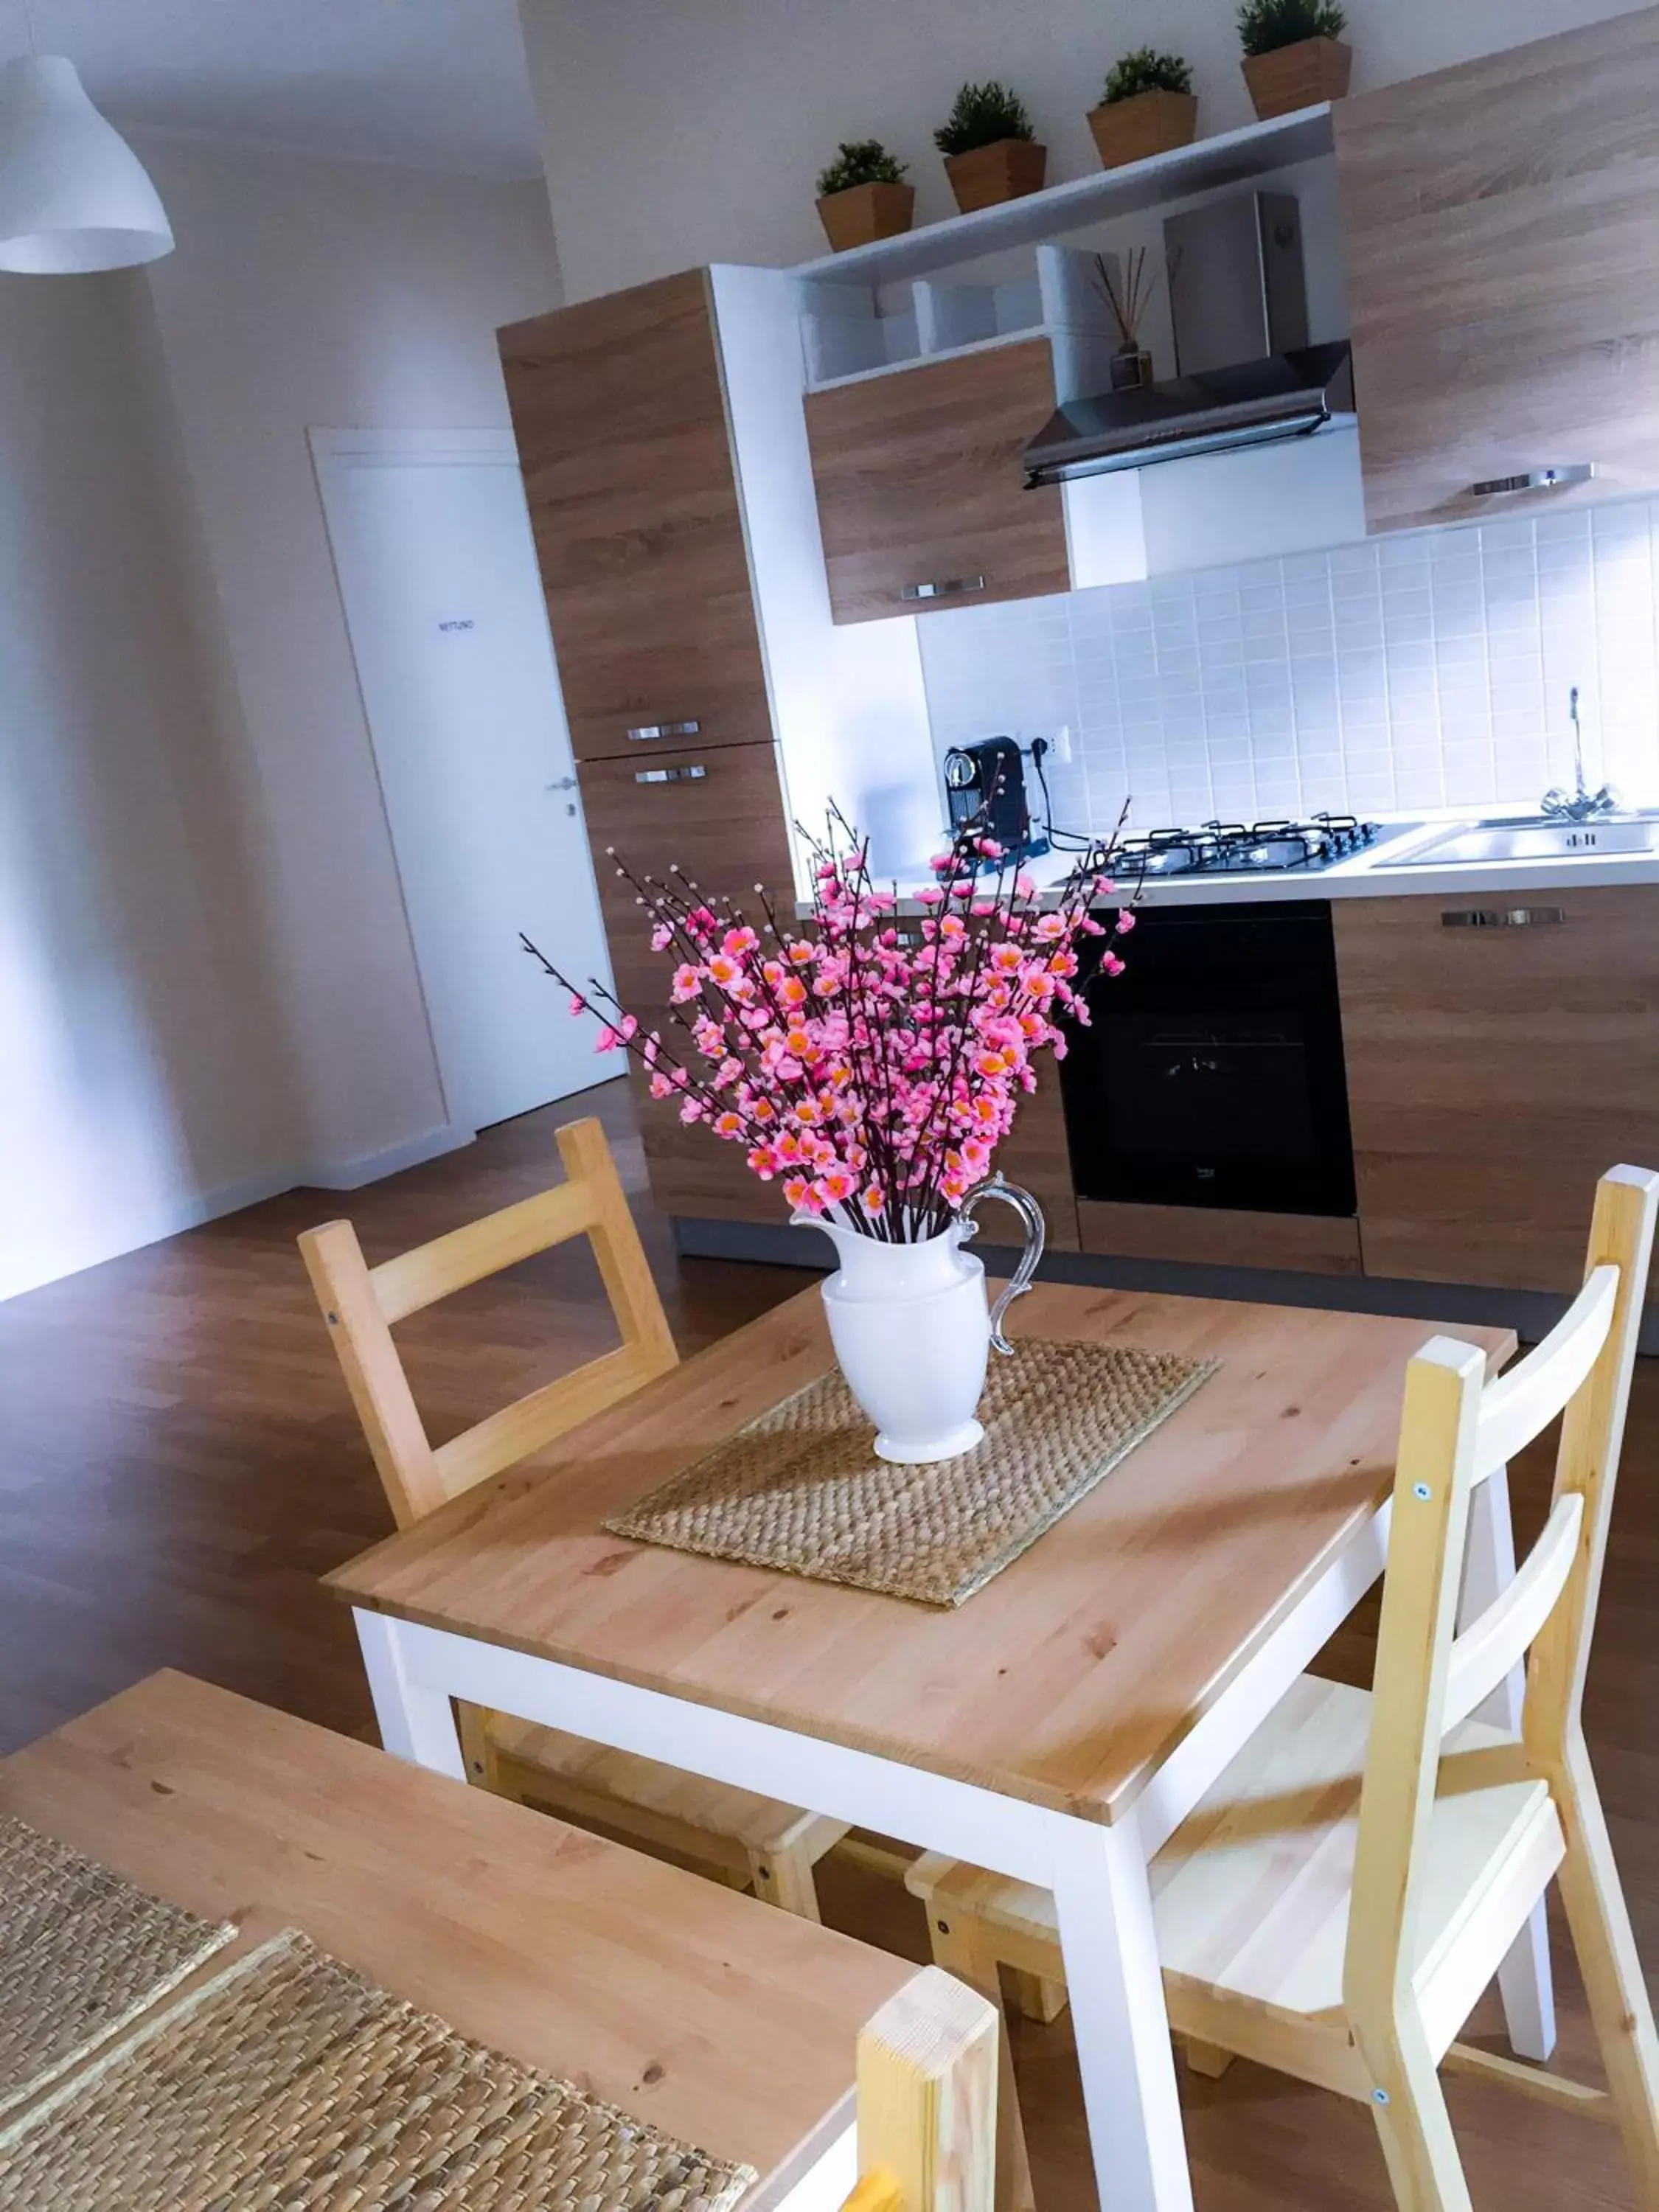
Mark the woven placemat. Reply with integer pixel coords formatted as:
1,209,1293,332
0,1927,757,2211
605,1339,1219,1607
0,1814,234,2121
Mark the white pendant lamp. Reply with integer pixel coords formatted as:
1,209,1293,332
0,51,173,274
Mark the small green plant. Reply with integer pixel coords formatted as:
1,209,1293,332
933,80,1035,156
1102,48,1194,102
1237,0,1347,56
815,140,908,196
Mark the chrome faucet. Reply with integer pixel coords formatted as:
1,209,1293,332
1541,686,1618,821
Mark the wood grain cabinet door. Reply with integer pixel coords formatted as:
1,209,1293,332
576,741,796,1226
574,741,796,975
499,270,772,761
804,339,1068,624
1334,9,1659,534
1335,887,1659,1293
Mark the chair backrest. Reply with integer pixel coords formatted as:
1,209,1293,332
1344,1164,1658,2023
299,1118,679,1528
842,1966,998,2212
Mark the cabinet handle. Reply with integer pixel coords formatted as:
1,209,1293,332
901,576,985,602
635,764,707,785
1441,906,1567,929
1467,465,1593,498
627,719,700,742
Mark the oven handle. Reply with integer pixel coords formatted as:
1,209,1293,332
958,1174,1046,1356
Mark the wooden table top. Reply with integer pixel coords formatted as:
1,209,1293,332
327,1284,1514,1824
0,1670,914,2200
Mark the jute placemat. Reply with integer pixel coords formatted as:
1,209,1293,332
605,1338,1219,1607
0,1927,757,2212
0,1814,234,2121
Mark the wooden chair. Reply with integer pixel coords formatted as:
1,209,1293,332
909,1164,1659,2212
299,1115,848,1919
844,1966,998,2212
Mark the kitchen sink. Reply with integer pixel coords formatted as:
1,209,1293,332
1376,815,1659,866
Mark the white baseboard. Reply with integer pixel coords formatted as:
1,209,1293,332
1,1126,477,1305
297,1122,476,1192
1,1162,307,1304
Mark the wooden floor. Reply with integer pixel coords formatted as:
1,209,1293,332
1,1074,1654,2211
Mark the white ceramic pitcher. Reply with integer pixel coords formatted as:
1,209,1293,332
794,1177,1046,1463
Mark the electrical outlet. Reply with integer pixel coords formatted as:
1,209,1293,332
1052,723,1074,765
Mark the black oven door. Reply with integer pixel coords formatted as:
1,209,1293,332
1057,900,1356,1217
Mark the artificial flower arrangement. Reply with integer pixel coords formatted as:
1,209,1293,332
524,808,1136,1245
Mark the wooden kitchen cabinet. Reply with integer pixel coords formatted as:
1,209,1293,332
575,740,794,1225
499,270,773,762
1334,8,1659,533
996,1062,1080,1253
574,741,795,959
1335,886,1659,1293
804,338,1069,624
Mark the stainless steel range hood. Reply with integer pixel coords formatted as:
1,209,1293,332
1022,341,1354,487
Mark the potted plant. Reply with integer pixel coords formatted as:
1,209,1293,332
815,140,914,253
1088,49,1198,171
529,813,1135,1461
1237,0,1352,119
933,80,1047,213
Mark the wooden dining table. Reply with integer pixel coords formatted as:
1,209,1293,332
325,1279,1544,2212
0,1668,919,2211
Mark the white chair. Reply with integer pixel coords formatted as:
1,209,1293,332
910,1165,1659,2211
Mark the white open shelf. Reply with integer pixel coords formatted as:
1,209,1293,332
801,246,1124,394
793,105,1334,288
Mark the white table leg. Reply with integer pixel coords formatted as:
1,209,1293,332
1462,1470,1557,2060
355,1609,465,1780
1047,1813,1193,2212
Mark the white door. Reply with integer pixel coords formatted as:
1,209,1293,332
313,429,615,1135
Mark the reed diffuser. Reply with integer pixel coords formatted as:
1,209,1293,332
1094,249,1157,390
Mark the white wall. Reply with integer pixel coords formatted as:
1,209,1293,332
521,0,1646,299
3,137,562,1301
136,136,562,1185
0,272,299,1301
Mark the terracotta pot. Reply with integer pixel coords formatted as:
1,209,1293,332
1242,35,1353,120
815,180,916,254
1087,90,1199,171
942,139,1048,215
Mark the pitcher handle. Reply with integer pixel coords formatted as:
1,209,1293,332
957,1175,1046,1356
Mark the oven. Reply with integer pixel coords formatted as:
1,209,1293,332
1057,899,1357,1217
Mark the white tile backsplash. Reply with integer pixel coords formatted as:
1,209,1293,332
916,500,1659,832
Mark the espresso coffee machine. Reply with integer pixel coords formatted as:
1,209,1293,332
942,737,1048,862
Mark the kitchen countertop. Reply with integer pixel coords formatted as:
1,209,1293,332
895,818,1659,910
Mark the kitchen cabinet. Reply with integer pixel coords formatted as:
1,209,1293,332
575,740,795,1225
499,270,773,763
1334,8,1659,534
804,338,1069,624
994,1062,1080,1253
1335,886,1659,1293
501,270,793,1224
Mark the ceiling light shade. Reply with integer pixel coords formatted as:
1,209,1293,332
0,54,173,274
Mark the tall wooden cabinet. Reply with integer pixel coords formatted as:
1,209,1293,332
500,271,791,1222
1335,7,1659,534
804,338,1068,623
1334,886,1659,1294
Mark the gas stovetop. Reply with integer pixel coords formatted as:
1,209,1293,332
1113,813,1383,877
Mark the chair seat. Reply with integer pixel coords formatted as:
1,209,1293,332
910,1674,1562,2048
485,1712,842,1857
